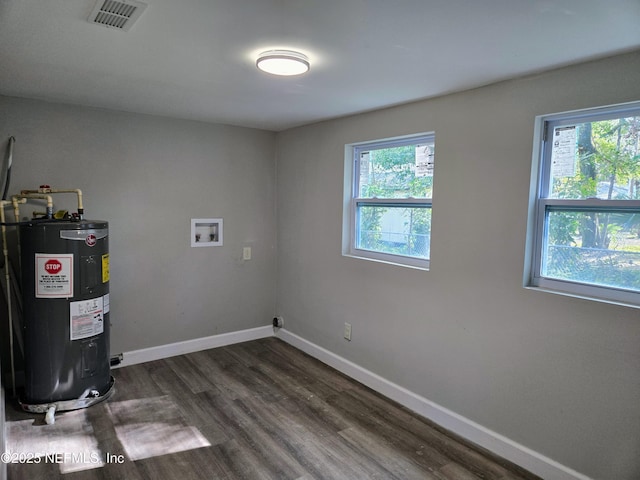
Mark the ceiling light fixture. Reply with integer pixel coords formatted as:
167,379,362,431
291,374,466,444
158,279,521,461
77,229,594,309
256,50,310,76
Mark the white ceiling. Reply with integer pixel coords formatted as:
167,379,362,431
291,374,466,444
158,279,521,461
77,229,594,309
1,0,639,131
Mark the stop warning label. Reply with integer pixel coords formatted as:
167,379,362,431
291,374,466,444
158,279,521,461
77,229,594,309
35,253,74,298
44,259,62,274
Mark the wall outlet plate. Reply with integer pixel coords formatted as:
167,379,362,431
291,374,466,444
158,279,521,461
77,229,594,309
344,322,352,341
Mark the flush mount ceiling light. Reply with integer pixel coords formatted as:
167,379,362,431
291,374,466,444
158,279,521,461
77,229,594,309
256,50,310,76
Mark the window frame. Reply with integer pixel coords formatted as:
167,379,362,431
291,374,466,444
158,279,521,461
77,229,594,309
345,133,435,270
526,101,640,308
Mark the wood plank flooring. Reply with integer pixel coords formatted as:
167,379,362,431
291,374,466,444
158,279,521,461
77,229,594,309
4,338,540,480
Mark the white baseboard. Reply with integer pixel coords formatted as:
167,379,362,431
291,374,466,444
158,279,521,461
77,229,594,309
117,325,275,368
275,328,592,480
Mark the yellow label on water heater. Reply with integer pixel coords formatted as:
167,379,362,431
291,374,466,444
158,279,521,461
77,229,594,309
102,253,110,283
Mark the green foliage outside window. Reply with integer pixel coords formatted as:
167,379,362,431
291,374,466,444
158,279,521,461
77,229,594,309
357,144,433,259
544,116,640,291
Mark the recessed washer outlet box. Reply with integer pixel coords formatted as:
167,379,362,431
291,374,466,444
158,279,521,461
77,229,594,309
88,0,148,32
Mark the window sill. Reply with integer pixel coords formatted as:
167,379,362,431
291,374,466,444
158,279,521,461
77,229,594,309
524,284,640,310
343,251,429,271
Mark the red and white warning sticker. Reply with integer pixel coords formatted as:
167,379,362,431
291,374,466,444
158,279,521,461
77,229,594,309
35,253,73,298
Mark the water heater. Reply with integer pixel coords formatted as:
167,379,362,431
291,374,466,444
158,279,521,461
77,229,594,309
19,219,113,412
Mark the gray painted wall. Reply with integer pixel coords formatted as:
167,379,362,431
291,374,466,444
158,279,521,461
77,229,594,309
0,97,277,355
275,51,640,480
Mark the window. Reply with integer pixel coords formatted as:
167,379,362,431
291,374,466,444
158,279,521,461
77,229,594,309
527,101,640,307
345,133,435,269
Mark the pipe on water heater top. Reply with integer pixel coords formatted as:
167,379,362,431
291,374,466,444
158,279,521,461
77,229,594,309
13,194,53,219
20,188,83,219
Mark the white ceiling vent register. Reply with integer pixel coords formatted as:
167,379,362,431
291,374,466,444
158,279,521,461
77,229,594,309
88,0,148,32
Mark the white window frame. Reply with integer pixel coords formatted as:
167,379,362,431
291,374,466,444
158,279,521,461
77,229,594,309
343,133,434,270
525,101,640,308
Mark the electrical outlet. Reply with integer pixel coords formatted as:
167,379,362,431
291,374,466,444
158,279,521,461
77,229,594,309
344,322,352,341
243,247,252,260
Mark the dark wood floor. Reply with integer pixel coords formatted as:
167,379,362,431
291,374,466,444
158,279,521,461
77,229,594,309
5,338,540,479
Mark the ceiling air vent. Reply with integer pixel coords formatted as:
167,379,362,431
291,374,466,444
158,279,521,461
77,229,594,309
88,0,148,32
